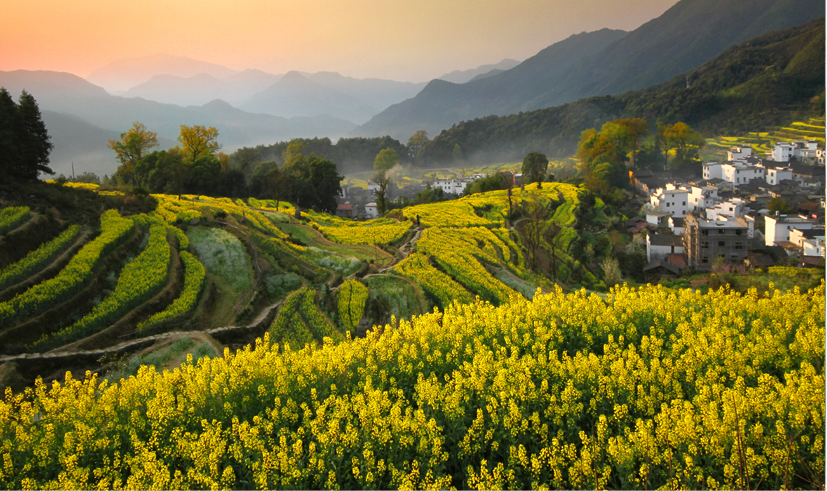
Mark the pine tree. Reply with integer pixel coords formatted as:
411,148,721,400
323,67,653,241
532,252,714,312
15,91,54,179
0,88,20,179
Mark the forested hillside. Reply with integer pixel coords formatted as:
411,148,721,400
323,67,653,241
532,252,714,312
418,17,825,164
356,0,824,140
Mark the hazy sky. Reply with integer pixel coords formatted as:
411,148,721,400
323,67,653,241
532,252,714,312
2,0,680,82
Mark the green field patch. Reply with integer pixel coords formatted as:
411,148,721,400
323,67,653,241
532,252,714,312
105,337,217,382
187,227,253,293
364,275,424,325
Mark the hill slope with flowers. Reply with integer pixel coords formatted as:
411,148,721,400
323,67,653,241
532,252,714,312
0,179,823,489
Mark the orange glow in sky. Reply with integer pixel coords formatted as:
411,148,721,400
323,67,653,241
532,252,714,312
2,0,679,82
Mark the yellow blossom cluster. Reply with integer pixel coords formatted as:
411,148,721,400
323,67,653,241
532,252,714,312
0,224,81,290
394,253,473,309
0,282,821,489
416,227,517,305
0,210,134,326
337,280,368,334
32,222,171,350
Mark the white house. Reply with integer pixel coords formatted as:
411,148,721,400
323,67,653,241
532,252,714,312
727,146,753,161
706,198,747,220
668,216,685,235
702,162,723,180
650,183,690,217
802,237,825,257
772,142,796,162
433,178,469,195
363,202,379,219
772,141,819,162
722,161,764,186
764,214,818,247
367,181,381,194
764,166,794,186
689,184,717,210
646,234,685,263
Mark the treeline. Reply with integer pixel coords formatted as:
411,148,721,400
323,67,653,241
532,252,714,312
418,17,825,164
238,136,409,174
108,125,344,213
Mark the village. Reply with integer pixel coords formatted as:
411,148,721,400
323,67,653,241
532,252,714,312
636,139,825,279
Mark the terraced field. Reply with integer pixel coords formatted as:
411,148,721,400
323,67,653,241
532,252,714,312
0,179,599,392
703,117,825,160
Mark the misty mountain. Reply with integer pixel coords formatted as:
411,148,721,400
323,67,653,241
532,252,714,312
0,70,358,177
86,54,238,93
240,71,379,124
354,29,628,140
300,72,426,114
355,0,825,141
417,17,825,165
437,59,520,84
123,70,282,107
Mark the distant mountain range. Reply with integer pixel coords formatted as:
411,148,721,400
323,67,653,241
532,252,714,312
87,54,238,94
417,17,825,164
437,59,520,84
123,70,281,107
354,0,825,140
0,70,358,177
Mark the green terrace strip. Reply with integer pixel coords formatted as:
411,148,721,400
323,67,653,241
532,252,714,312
269,287,340,350
32,223,172,350
0,210,134,327
0,283,822,489
136,251,206,331
0,206,30,235
395,252,473,309
337,279,368,334
0,225,81,290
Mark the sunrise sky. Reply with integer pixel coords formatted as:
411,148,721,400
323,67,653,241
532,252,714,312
3,0,679,82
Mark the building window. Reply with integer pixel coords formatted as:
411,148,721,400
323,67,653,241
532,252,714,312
719,241,725,246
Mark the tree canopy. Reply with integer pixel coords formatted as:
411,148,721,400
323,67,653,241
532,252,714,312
108,122,159,185
0,88,53,180
522,152,549,189
178,125,221,163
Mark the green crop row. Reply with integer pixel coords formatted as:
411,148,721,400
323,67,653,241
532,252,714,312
337,280,369,334
0,225,81,291
0,210,134,327
32,223,171,350
0,206,30,235
137,251,206,331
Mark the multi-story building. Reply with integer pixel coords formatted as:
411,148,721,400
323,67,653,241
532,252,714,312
764,166,794,185
727,146,753,161
684,213,751,269
764,213,818,247
722,161,764,186
703,162,723,180
650,183,690,217
706,198,748,220
771,141,820,162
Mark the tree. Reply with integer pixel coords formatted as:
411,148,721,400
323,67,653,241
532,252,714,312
522,152,549,189
663,122,705,169
373,147,400,216
178,125,221,163
767,197,793,214
615,118,649,169
0,90,54,180
407,130,429,162
0,88,20,179
108,122,158,184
